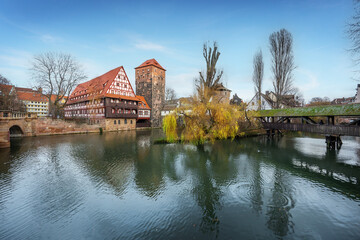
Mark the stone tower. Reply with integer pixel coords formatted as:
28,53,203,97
135,59,166,127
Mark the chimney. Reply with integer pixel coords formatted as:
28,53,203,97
265,91,269,95
38,87,42,93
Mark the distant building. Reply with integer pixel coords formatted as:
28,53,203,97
212,83,231,104
65,66,150,130
161,97,192,117
230,94,243,105
247,92,273,111
16,88,49,117
354,84,360,103
247,91,301,110
136,95,151,128
135,59,166,127
331,97,354,105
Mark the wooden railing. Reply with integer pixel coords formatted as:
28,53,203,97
262,122,360,137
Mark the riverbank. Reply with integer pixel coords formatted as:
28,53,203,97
0,117,139,148
155,128,266,144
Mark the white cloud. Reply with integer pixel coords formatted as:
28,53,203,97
134,40,167,52
40,34,61,43
166,70,198,97
0,49,33,86
295,68,320,92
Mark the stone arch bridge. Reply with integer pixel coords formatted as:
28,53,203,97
0,112,103,148
0,113,38,148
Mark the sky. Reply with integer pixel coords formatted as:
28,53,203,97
0,0,357,102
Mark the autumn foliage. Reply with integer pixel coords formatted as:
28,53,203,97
162,95,259,145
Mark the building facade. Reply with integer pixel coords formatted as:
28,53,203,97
136,95,151,128
16,87,49,117
65,66,149,131
135,59,166,127
213,83,231,104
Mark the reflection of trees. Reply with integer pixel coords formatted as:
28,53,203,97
69,131,137,197
266,168,295,237
246,136,360,199
177,141,242,235
185,145,221,235
134,145,165,198
249,159,263,215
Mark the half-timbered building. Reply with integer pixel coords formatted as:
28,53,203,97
136,95,151,127
64,66,148,130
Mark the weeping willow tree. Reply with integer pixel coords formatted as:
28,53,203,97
162,114,178,143
162,98,252,145
162,41,259,145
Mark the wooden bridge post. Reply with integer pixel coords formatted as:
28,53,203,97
325,135,342,150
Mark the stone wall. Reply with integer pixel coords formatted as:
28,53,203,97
105,118,136,131
135,65,165,127
35,118,105,135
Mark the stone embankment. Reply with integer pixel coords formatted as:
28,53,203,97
0,117,136,148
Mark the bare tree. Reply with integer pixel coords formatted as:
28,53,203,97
30,52,86,118
165,87,177,101
0,74,11,85
308,96,331,106
0,74,26,112
269,29,296,108
348,0,360,65
195,42,224,101
252,49,264,110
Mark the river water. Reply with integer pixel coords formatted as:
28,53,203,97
0,129,359,239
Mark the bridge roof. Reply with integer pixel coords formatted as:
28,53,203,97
258,103,360,117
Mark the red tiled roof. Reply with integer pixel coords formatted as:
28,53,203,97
136,95,151,109
106,94,140,102
135,59,166,71
17,91,48,102
15,87,35,92
50,94,67,102
67,66,138,105
0,84,13,94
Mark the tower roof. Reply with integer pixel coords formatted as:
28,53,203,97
135,59,166,71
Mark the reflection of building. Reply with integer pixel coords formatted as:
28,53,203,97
65,66,150,131
135,59,166,127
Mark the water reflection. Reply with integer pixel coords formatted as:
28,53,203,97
0,131,359,239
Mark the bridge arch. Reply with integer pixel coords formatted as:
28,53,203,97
9,125,24,137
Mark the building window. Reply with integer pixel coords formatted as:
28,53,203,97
125,119,127,124
114,120,116,124
131,120,133,124
112,108,115,113
118,120,120,124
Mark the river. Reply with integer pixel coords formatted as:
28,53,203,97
0,129,359,239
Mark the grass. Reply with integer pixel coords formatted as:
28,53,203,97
258,103,360,117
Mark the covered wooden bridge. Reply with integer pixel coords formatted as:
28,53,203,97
257,104,360,149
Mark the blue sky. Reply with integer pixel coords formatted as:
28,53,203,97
0,0,357,102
